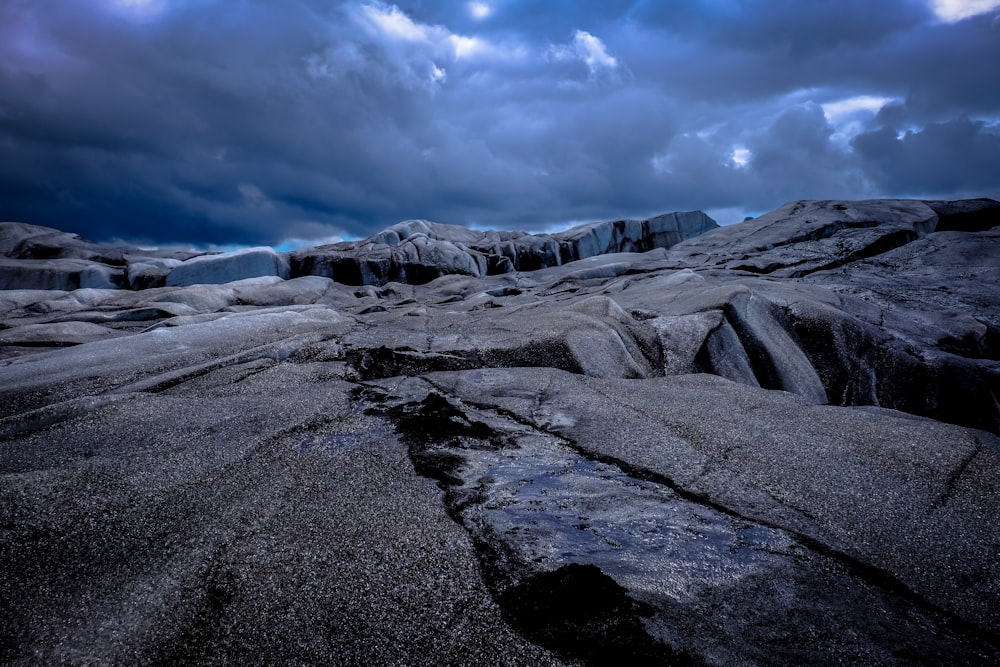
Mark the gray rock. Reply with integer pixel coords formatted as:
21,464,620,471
125,257,183,290
1,198,999,665
0,257,124,290
0,289,70,315
292,225,489,286
0,321,126,347
166,247,290,286
292,211,717,286
665,198,997,277
0,222,126,264
415,368,1000,649
555,210,719,262
229,275,337,308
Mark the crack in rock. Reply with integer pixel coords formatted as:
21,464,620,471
365,385,1000,666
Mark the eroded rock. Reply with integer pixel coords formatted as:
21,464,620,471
1,198,999,665
292,211,717,286
166,247,290,286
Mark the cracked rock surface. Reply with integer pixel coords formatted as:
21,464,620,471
1,198,999,665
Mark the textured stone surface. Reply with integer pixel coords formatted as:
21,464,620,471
0,257,124,291
1,199,999,665
166,247,290,287
291,210,718,285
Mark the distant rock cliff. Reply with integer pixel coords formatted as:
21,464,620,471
1,199,998,666
0,211,717,291
291,210,719,286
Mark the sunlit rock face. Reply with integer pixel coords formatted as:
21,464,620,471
1,199,999,666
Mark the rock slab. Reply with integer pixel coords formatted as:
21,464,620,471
1,198,998,665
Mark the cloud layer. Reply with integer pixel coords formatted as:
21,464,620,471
1,0,998,246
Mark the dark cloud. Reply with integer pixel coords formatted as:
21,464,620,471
629,0,931,56
854,115,1000,195
1,0,998,246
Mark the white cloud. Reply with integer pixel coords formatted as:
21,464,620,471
550,30,620,78
357,2,519,62
575,31,618,70
822,95,894,121
449,34,488,59
982,117,1000,133
359,3,431,42
468,2,492,20
731,146,752,168
822,94,898,144
929,0,1000,22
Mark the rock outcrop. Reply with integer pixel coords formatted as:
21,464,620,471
291,210,718,285
0,222,196,291
0,257,124,290
1,199,998,666
165,247,291,287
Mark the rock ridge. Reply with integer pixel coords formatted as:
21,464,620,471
291,210,718,286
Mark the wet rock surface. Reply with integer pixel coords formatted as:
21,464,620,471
1,198,999,665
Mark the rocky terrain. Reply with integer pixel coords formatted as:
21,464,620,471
1,199,998,666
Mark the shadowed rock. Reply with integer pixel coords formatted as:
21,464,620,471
665,198,997,277
0,257,124,290
500,564,701,667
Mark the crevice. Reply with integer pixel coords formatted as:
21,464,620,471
228,359,279,385
362,384,699,664
343,345,483,381
384,380,1000,650
787,229,918,278
0,393,143,441
934,441,980,510
728,227,919,278
366,378,1000,664
499,563,702,667
107,332,329,395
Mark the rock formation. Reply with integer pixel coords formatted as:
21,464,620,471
1,199,998,665
291,210,718,285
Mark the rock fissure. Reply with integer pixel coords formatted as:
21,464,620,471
366,378,1000,665
934,441,981,510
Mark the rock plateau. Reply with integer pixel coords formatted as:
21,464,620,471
1,199,998,666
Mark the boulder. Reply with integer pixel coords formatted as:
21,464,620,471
166,247,290,287
125,257,183,290
0,289,70,316
555,210,718,262
0,258,124,291
664,199,977,277
0,221,195,267
0,222,76,257
292,227,489,286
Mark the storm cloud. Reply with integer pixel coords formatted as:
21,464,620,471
1,0,998,246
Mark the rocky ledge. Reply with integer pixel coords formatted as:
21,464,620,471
1,198,998,665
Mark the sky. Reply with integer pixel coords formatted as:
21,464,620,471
1,0,999,248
